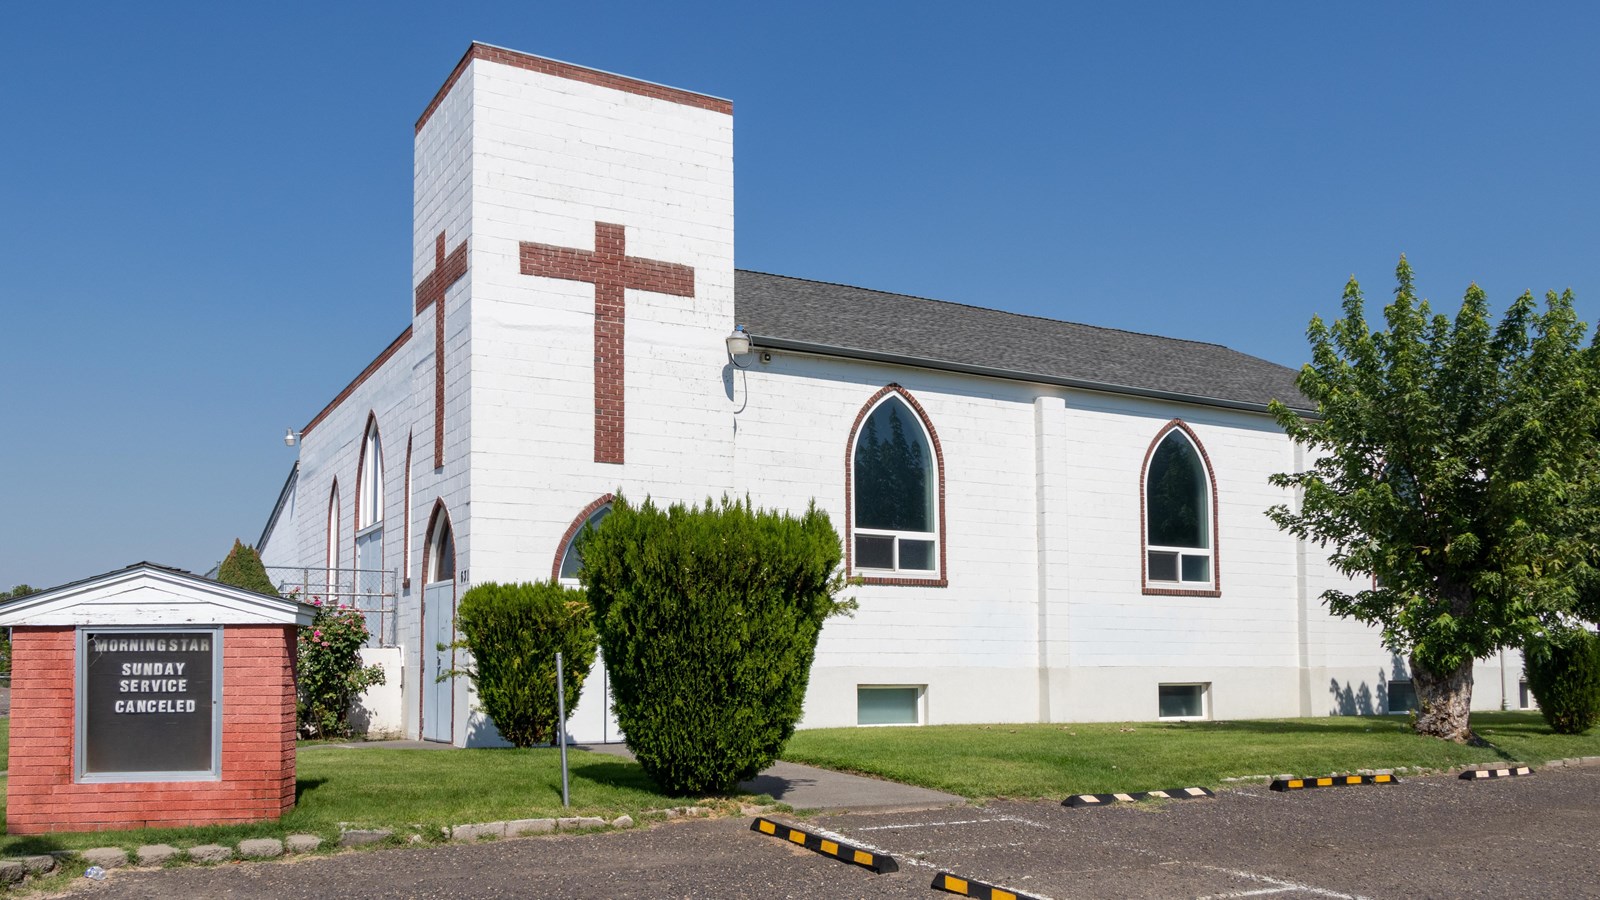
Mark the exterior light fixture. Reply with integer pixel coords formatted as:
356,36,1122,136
725,325,752,357
284,428,300,447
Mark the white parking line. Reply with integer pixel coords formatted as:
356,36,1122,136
1190,865,1373,900
801,822,938,870
827,806,1369,900
853,813,1053,832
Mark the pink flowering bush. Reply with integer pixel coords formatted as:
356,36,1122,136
295,596,386,739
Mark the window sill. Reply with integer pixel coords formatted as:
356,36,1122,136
1143,585,1220,597
853,574,948,588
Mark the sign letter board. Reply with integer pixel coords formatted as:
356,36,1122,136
79,628,222,779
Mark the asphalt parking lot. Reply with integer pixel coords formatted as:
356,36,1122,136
56,765,1600,899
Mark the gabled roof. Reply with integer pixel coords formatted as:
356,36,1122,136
0,562,317,628
734,271,1312,414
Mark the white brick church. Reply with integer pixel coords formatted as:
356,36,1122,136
257,43,1528,746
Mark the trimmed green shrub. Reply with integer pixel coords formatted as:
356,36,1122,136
216,540,278,595
1524,629,1600,735
581,495,851,795
450,581,597,748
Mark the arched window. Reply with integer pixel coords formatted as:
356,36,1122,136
1142,421,1219,594
554,495,614,584
326,480,341,576
425,505,455,586
402,433,414,587
848,386,945,583
357,419,384,530
356,418,384,575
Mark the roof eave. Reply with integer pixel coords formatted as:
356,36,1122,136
747,334,1316,417
258,462,299,551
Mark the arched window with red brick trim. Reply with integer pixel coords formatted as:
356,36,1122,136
1141,421,1220,594
326,480,341,581
355,418,385,576
555,495,614,584
357,419,385,531
848,387,945,583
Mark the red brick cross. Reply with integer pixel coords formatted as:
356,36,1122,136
414,231,468,469
519,222,695,464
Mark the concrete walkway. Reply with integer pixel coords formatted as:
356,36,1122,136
577,742,964,813
309,739,963,812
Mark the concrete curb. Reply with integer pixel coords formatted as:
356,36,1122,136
1063,786,1214,808
750,817,898,874
931,870,1046,900
1460,765,1534,780
1270,773,1398,792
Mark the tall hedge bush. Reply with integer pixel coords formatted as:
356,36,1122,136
451,581,597,747
581,495,851,795
1524,628,1600,735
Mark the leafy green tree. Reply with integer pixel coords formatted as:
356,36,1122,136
581,495,852,794
0,585,37,602
215,540,278,595
447,581,597,747
1268,257,1600,742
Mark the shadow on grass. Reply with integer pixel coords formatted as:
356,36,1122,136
0,834,71,856
1155,717,1413,737
295,777,328,803
567,756,754,802
567,759,656,790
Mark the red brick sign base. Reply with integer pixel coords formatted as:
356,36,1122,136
7,624,297,834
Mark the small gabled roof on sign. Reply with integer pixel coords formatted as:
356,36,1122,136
0,563,318,628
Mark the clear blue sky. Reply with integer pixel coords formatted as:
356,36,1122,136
4,2,1598,590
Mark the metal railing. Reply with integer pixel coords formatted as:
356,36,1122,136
263,566,398,648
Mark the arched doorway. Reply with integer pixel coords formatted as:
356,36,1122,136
420,503,456,743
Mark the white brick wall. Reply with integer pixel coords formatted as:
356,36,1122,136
464,58,735,600
278,45,1522,744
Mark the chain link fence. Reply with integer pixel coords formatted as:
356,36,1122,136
263,567,399,648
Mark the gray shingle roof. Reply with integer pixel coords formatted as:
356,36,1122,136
734,271,1311,413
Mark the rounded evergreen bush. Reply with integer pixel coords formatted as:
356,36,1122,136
1524,628,1600,735
452,581,597,748
581,495,850,795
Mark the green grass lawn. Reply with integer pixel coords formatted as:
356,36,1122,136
783,712,1600,799
0,737,736,856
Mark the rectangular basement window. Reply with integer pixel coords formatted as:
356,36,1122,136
1157,683,1208,721
857,685,923,726
1387,680,1418,715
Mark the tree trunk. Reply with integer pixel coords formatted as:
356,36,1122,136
1409,653,1476,742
